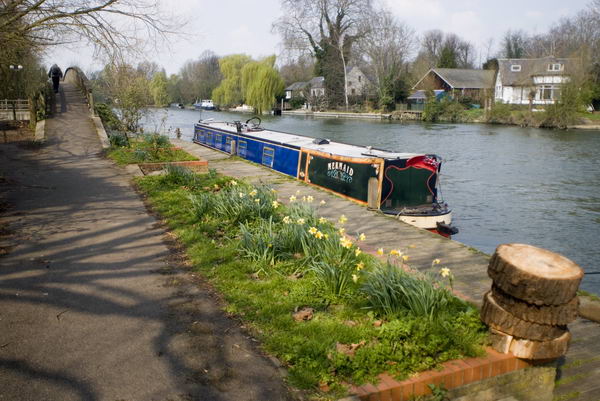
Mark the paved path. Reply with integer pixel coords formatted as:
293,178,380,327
0,79,292,401
172,139,600,401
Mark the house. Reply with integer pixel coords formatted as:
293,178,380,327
309,76,325,97
345,66,370,96
494,57,573,105
411,68,496,104
284,82,309,100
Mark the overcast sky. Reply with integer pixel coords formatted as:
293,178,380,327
45,0,591,75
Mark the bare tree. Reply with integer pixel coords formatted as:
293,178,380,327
501,30,529,58
356,8,414,109
178,50,222,103
0,0,179,58
273,0,372,106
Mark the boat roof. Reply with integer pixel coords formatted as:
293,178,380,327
196,120,423,160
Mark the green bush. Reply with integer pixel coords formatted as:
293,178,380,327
289,96,306,109
95,103,121,131
362,262,452,319
486,102,513,124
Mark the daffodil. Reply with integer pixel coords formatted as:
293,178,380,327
338,227,346,235
282,216,291,224
213,184,220,189
356,262,364,271
320,200,326,205
324,233,329,239
297,218,305,225
402,255,409,261
289,195,297,202
358,233,366,241
390,249,401,256
352,274,359,283
318,217,327,224
271,188,277,193
229,180,238,186
254,198,260,203
272,200,280,208
338,214,348,224
440,267,451,277
239,192,245,198
340,237,353,249
249,189,257,197
315,231,324,239
306,195,314,203
377,248,384,256
355,248,362,257
433,258,441,265
308,226,318,235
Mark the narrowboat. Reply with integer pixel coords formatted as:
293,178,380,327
193,118,457,236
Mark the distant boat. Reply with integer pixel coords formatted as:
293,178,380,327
197,99,215,110
171,103,184,109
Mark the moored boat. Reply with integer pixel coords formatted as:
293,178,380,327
193,118,457,235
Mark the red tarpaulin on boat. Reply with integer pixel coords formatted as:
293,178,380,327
406,155,439,172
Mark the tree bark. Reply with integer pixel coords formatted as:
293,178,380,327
491,285,579,326
481,292,567,341
488,243,583,305
490,328,571,360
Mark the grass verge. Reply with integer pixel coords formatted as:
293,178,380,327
136,169,487,399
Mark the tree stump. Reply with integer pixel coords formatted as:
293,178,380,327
490,328,571,360
481,292,567,341
488,243,583,306
491,285,579,326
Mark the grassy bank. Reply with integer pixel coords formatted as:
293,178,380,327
106,134,197,165
136,167,487,398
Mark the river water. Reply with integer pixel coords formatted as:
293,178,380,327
142,108,600,293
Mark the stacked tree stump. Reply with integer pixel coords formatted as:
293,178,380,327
481,243,583,360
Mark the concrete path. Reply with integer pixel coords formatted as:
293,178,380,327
0,81,292,401
172,139,600,401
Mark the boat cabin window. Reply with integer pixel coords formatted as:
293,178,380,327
238,140,247,157
225,136,232,146
215,133,222,145
262,146,275,168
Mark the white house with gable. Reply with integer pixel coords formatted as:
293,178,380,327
494,57,573,105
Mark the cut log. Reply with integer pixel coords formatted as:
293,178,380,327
481,292,567,341
488,243,583,306
490,328,571,360
491,285,579,325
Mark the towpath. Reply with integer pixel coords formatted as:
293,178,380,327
0,77,292,400
171,139,600,401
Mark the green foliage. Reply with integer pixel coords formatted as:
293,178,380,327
135,172,488,394
212,54,252,106
362,263,451,319
542,82,584,129
150,71,169,106
486,102,513,124
289,96,306,109
95,103,121,131
241,56,285,114
106,136,196,165
438,46,458,68
423,97,466,123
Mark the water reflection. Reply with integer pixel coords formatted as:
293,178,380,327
141,108,600,293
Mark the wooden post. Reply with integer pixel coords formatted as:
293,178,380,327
230,140,236,156
482,243,583,360
367,177,379,210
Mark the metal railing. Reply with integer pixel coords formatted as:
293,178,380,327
0,99,31,121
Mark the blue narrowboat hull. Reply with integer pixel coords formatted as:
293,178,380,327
193,123,300,177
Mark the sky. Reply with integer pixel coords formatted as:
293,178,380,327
44,0,592,76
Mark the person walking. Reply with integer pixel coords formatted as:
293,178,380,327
48,64,63,93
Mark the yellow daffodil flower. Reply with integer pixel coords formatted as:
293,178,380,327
315,231,324,239
358,233,366,241
355,248,362,257
272,200,280,208
308,226,318,235
440,267,451,277
356,262,364,271
306,195,314,203
338,214,348,224
289,195,297,202
352,274,359,283
377,248,384,256
297,218,305,225
282,216,291,224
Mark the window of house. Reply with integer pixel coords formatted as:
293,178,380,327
539,85,560,100
285,91,292,99
510,65,521,72
548,63,563,72
358,75,362,82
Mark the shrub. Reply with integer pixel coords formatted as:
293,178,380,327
95,103,121,131
486,102,513,124
162,165,199,187
289,96,306,109
362,262,451,319
108,132,129,147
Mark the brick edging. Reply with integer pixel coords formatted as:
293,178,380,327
349,347,531,401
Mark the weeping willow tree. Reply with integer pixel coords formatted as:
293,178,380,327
241,56,285,114
212,54,251,106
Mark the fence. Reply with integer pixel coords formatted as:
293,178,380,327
0,99,31,121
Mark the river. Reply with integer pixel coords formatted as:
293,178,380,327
142,107,600,293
